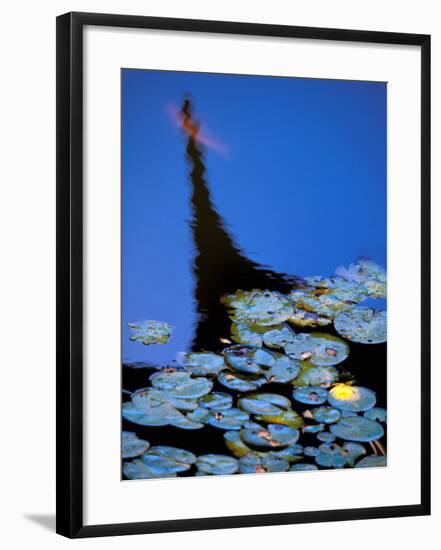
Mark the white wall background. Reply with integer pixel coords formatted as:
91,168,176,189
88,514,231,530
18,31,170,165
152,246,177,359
0,0,438,548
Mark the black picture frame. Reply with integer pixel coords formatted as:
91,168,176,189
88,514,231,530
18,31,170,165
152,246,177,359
56,11,431,539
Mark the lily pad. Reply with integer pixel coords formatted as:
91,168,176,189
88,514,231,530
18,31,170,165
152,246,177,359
206,408,250,430
328,384,376,412
330,416,384,442
241,423,300,449
288,306,332,328
128,320,172,345
147,446,196,465
239,453,289,473
290,463,318,471
221,289,294,327
255,409,304,429
262,324,297,349
238,393,290,415
334,308,387,344
293,386,328,405
303,423,325,434
304,446,320,457
336,260,386,299
196,454,239,475
355,455,387,468
231,322,267,347
176,352,225,376
266,353,301,383
224,431,253,457
224,345,275,374
285,332,349,366
200,392,233,411
150,370,213,399
217,369,267,392
122,431,150,458
292,362,339,387
123,459,178,480
364,407,387,422
268,444,304,462
123,395,183,427
317,432,336,443
312,406,341,424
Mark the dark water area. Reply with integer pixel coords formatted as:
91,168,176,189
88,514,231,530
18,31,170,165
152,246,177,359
121,98,387,477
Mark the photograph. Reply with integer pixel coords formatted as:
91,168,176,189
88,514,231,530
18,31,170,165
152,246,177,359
121,68,388,479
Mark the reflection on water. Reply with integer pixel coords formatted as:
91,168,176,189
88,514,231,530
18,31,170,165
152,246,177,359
122,97,387,477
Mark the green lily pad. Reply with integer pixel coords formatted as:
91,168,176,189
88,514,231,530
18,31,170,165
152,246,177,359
355,455,387,468
255,409,304,429
266,353,301,383
122,431,150,458
334,308,387,344
238,393,291,415
315,442,366,468
186,406,210,424
268,444,304,462
364,407,387,422
303,423,325,434
123,459,178,479
221,289,294,327
290,463,318,471
200,392,233,410
312,406,341,424
150,370,213,399
328,384,376,412
141,452,191,474
196,454,239,475
231,323,269,347
147,446,196,465
292,361,339,387
224,345,275,374
241,423,300,449
176,352,225,376
330,416,384,442
336,260,386,299
123,394,183,427
128,320,172,345
293,386,328,405
304,446,320,457
206,408,250,430
262,324,297,349
224,431,253,457
238,453,289,473
285,332,349,366
217,369,267,392
317,432,336,443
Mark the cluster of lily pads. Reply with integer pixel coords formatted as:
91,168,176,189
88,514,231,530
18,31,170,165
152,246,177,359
123,260,387,479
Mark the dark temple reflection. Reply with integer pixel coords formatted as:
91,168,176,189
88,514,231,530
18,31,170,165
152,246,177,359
180,98,303,352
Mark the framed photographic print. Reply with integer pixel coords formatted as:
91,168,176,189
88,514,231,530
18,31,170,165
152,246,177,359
56,11,431,538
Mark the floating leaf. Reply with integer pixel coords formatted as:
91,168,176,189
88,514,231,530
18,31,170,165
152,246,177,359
312,406,341,424
266,353,301,383
262,324,297,349
147,446,196,465
241,423,300,449
200,392,233,410
268,444,304,462
238,393,289,415
221,289,294,327
292,361,339,387
317,432,336,443
123,459,178,480
315,442,366,468
336,260,386,299
290,463,318,471
224,431,253,457
293,386,328,405
364,407,387,422
196,454,239,475
177,352,225,376
231,322,269,347
206,408,249,430
217,369,267,392
285,332,349,366
224,345,275,374
328,384,376,412
303,423,325,434
238,453,289,473
288,306,332,328
355,455,387,468
128,320,172,345
150,370,213,399
334,308,386,344
255,409,304,429
304,446,320,457
122,431,150,458
330,416,384,442
123,396,181,427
